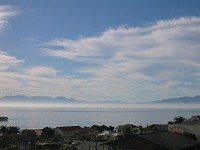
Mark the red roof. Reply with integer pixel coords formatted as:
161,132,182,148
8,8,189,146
56,126,82,132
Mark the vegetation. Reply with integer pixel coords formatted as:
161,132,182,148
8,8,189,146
91,125,115,132
173,116,186,124
168,116,186,124
0,126,20,135
0,126,21,148
121,126,133,137
41,127,55,139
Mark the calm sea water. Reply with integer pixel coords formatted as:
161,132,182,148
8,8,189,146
0,107,200,129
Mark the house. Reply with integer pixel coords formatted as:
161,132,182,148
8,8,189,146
78,127,99,139
78,127,99,135
104,132,200,150
168,115,200,139
55,126,82,139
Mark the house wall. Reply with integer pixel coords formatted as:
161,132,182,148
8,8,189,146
63,131,77,139
55,128,64,136
168,124,200,137
34,129,42,136
55,128,78,139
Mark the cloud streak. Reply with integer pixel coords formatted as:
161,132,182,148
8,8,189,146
1,16,200,102
0,5,19,33
0,51,24,70
42,16,200,101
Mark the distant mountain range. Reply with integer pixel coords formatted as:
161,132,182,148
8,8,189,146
144,95,200,104
0,95,200,105
0,95,126,104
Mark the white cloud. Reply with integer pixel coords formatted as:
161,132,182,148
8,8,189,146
0,51,24,70
1,16,200,102
23,66,59,77
41,16,200,101
0,5,19,33
0,68,89,99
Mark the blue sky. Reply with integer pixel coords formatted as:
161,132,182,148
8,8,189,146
0,0,200,102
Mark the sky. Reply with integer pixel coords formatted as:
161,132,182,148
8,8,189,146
0,0,200,102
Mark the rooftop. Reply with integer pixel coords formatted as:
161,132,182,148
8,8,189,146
138,132,200,150
56,126,82,132
105,132,200,150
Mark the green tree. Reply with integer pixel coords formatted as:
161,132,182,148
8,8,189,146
0,126,20,135
168,121,173,124
174,116,186,124
92,125,115,132
41,127,55,139
7,126,20,134
122,126,133,137
0,126,8,134
108,126,115,131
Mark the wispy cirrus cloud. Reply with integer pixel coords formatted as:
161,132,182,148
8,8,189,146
44,17,200,60
42,16,200,101
0,5,19,33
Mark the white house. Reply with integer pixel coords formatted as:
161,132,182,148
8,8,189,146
98,130,117,136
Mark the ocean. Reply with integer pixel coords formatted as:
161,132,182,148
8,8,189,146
0,107,200,129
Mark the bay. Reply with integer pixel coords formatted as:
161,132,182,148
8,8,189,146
0,107,200,129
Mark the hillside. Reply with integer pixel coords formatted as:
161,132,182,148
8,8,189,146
147,96,200,104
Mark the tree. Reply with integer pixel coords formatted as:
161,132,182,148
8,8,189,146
0,126,8,134
122,126,133,137
91,125,115,132
7,126,20,134
168,121,173,124
108,126,115,131
41,127,55,139
173,116,186,124
0,126,20,135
